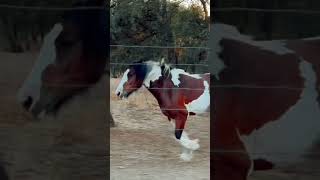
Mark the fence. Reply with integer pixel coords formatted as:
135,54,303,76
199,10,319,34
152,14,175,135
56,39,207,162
1,2,320,162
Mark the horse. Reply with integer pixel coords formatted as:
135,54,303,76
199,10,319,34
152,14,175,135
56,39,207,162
17,0,109,120
209,23,320,180
15,0,111,179
115,59,210,161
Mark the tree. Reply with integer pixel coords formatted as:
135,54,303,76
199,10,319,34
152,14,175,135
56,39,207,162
199,0,209,22
0,0,76,52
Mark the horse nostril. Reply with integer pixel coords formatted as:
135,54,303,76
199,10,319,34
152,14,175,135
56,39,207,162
22,96,33,110
117,92,120,96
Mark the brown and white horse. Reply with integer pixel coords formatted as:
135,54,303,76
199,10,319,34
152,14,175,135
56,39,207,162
115,60,210,161
209,23,320,179
17,0,109,120
14,0,110,179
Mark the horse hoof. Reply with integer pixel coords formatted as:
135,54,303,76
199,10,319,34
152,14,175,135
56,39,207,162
180,152,193,161
187,139,200,151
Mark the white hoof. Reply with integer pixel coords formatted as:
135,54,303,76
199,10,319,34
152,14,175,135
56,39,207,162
180,152,193,161
184,139,200,151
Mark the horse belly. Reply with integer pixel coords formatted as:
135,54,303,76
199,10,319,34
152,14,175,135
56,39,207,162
185,81,210,114
241,60,320,167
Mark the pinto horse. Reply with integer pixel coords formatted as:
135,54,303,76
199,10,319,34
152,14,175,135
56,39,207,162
115,60,210,161
17,0,110,120
210,23,320,179
14,0,111,179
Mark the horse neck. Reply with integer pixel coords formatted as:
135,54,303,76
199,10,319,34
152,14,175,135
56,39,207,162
144,73,171,106
56,74,109,126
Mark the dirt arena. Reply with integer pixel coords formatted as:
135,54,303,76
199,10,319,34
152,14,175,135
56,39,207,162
0,52,319,179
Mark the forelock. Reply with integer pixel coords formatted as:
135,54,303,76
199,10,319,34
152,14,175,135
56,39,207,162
130,62,149,80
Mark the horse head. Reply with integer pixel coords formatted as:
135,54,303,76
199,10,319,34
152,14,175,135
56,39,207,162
115,60,149,99
17,0,108,119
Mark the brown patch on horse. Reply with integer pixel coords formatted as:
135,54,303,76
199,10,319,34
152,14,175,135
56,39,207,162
212,38,305,179
215,38,304,135
147,73,208,139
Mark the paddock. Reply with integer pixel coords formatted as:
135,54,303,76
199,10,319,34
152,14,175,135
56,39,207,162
0,52,319,179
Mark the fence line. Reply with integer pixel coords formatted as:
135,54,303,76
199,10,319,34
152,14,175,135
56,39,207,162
0,3,319,14
213,7,320,14
110,44,210,50
0,4,104,11
110,62,209,67
114,85,303,91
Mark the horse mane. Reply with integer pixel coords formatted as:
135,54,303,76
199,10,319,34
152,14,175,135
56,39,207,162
129,58,173,81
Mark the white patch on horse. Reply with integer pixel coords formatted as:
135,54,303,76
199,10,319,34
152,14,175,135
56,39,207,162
17,23,63,109
240,59,320,167
170,68,202,86
185,80,210,114
115,69,129,96
179,131,200,151
143,62,162,88
208,23,294,79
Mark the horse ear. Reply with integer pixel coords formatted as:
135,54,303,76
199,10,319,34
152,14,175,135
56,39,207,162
160,58,165,66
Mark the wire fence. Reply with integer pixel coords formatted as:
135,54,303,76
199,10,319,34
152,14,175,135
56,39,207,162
0,3,319,14
0,4,104,10
2,4,320,164
213,7,320,14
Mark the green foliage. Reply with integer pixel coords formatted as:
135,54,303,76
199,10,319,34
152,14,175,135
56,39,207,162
0,0,78,52
111,0,210,77
0,0,210,75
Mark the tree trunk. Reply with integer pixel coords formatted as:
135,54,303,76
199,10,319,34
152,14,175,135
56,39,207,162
199,0,209,22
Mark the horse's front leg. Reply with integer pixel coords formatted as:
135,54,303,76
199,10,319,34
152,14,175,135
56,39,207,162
172,112,200,161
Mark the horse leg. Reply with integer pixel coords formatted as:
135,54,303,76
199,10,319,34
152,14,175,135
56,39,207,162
171,113,200,161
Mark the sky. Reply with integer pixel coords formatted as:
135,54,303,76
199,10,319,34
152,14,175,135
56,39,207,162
171,0,210,16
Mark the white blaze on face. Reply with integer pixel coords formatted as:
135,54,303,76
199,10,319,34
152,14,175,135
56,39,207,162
115,69,130,96
17,23,63,110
